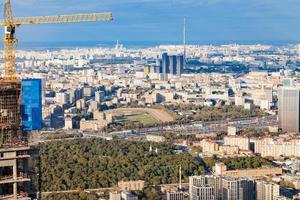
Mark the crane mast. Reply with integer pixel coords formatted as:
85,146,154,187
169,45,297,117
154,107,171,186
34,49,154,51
4,0,17,81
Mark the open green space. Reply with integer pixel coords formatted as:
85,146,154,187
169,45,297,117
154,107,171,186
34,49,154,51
38,138,204,192
125,112,159,126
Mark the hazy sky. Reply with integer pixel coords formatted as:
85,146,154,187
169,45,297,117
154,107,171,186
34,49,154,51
6,0,300,43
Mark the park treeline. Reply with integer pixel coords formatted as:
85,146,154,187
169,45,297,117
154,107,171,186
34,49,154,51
165,105,267,122
39,138,204,192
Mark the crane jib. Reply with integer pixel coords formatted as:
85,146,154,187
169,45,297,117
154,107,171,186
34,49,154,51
0,2,112,80
0,12,113,27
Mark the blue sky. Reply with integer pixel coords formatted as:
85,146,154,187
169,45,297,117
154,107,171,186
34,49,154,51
6,0,300,43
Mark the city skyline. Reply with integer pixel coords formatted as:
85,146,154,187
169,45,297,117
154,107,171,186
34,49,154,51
7,0,300,43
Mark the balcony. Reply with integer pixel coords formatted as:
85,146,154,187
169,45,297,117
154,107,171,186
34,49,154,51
0,172,30,184
0,191,30,200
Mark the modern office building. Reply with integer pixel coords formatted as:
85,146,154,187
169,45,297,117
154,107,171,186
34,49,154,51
278,87,300,133
22,79,42,132
162,52,170,81
169,55,177,75
176,55,184,76
160,53,184,80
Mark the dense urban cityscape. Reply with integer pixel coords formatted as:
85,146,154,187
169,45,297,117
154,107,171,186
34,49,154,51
1,0,300,200
0,42,298,200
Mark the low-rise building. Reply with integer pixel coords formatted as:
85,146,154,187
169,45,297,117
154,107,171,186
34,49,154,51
80,119,108,131
214,162,282,178
118,180,145,191
146,135,166,143
167,191,189,200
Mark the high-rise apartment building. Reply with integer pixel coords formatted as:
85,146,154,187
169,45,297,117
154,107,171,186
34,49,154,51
190,185,215,200
221,176,255,200
278,87,300,133
189,175,221,200
22,79,42,132
256,180,280,200
188,175,284,200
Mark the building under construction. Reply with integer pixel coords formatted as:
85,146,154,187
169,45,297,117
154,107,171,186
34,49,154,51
0,79,31,199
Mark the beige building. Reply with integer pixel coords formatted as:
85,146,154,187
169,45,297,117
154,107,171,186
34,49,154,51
214,162,282,178
292,179,300,190
219,145,239,155
118,180,145,191
93,110,105,121
256,180,280,200
200,139,219,154
64,117,73,129
200,139,243,156
227,126,237,136
80,119,108,131
145,90,175,104
109,191,121,200
76,99,86,109
89,101,99,112
146,135,166,143
224,136,250,150
254,137,300,157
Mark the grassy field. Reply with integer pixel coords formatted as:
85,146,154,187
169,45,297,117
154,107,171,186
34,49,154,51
125,112,159,126
106,108,174,127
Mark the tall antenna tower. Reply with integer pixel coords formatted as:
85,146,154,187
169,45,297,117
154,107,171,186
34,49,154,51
183,18,186,69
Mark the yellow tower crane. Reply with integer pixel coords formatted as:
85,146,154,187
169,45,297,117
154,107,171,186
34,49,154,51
0,0,113,81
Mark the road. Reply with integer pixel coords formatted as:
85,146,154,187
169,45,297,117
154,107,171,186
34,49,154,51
41,187,114,195
33,115,278,143
41,183,189,195
105,115,278,139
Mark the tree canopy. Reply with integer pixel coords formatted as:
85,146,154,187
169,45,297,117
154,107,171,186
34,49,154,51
39,138,204,192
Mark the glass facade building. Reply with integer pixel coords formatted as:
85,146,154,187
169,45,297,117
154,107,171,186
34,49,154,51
160,53,184,79
22,79,42,131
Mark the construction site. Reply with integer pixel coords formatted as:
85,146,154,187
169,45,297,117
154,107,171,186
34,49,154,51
0,80,30,199
0,0,112,199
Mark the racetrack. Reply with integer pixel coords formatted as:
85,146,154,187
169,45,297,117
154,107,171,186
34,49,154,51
106,108,174,123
